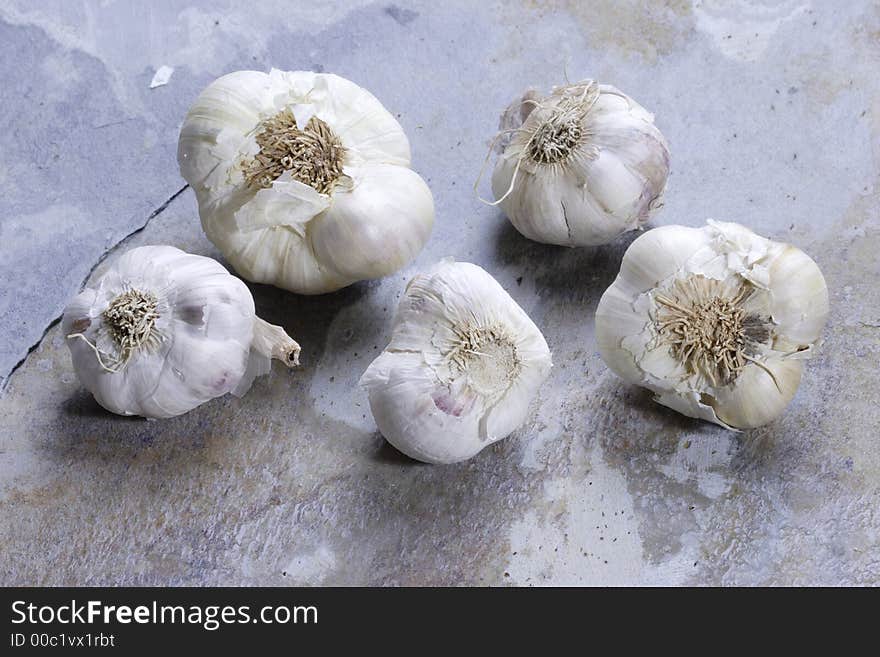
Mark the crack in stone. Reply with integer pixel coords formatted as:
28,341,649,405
0,184,189,391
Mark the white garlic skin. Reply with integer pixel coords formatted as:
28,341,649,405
62,245,299,419
178,69,435,295
491,81,670,247
595,221,829,429
360,260,552,464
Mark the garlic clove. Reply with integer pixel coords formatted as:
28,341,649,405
491,158,572,245
178,71,276,194
309,163,434,282
557,176,626,246
590,90,657,137
594,287,654,384
84,337,173,418
314,80,411,166
387,260,518,357
615,224,710,294
709,358,804,429
591,86,638,115
592,126,669,199
481,343,552,440
205,200,353,295
585,148,648,220
126,327,250,418
768,246,829,345
361,351,487,464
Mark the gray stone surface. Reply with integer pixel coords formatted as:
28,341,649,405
1,0,878,585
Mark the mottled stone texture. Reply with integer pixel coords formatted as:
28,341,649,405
1,0,878,585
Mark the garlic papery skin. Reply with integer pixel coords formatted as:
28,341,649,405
360,260,552,464
488,80,670,247
595,221,829,429
62,245,300,419
178,69,435,295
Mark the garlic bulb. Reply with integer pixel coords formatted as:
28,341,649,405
178,69,435,295
595,221,828,429
487,80,670,246
360,260,552,464
63,245,300,418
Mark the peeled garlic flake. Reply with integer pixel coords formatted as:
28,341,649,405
178,69,435,295
595,221,828,429
486,80,670,247
360,260,552,464
63,245,300,419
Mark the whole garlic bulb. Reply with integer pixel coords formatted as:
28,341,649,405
178,69,435,295
63,245,300,418
595,221,829,429
489,80,670,246
360,260,552,464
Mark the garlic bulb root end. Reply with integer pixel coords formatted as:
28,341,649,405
252,317,301,367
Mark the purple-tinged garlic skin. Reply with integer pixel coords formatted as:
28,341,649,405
63,245,299,418
492,81,670,247
361,260,552,464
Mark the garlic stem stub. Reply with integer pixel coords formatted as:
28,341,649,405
488,80,670,247
595,221,829,429
63,245,300,419
360,260,552,464
178,69,435,295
